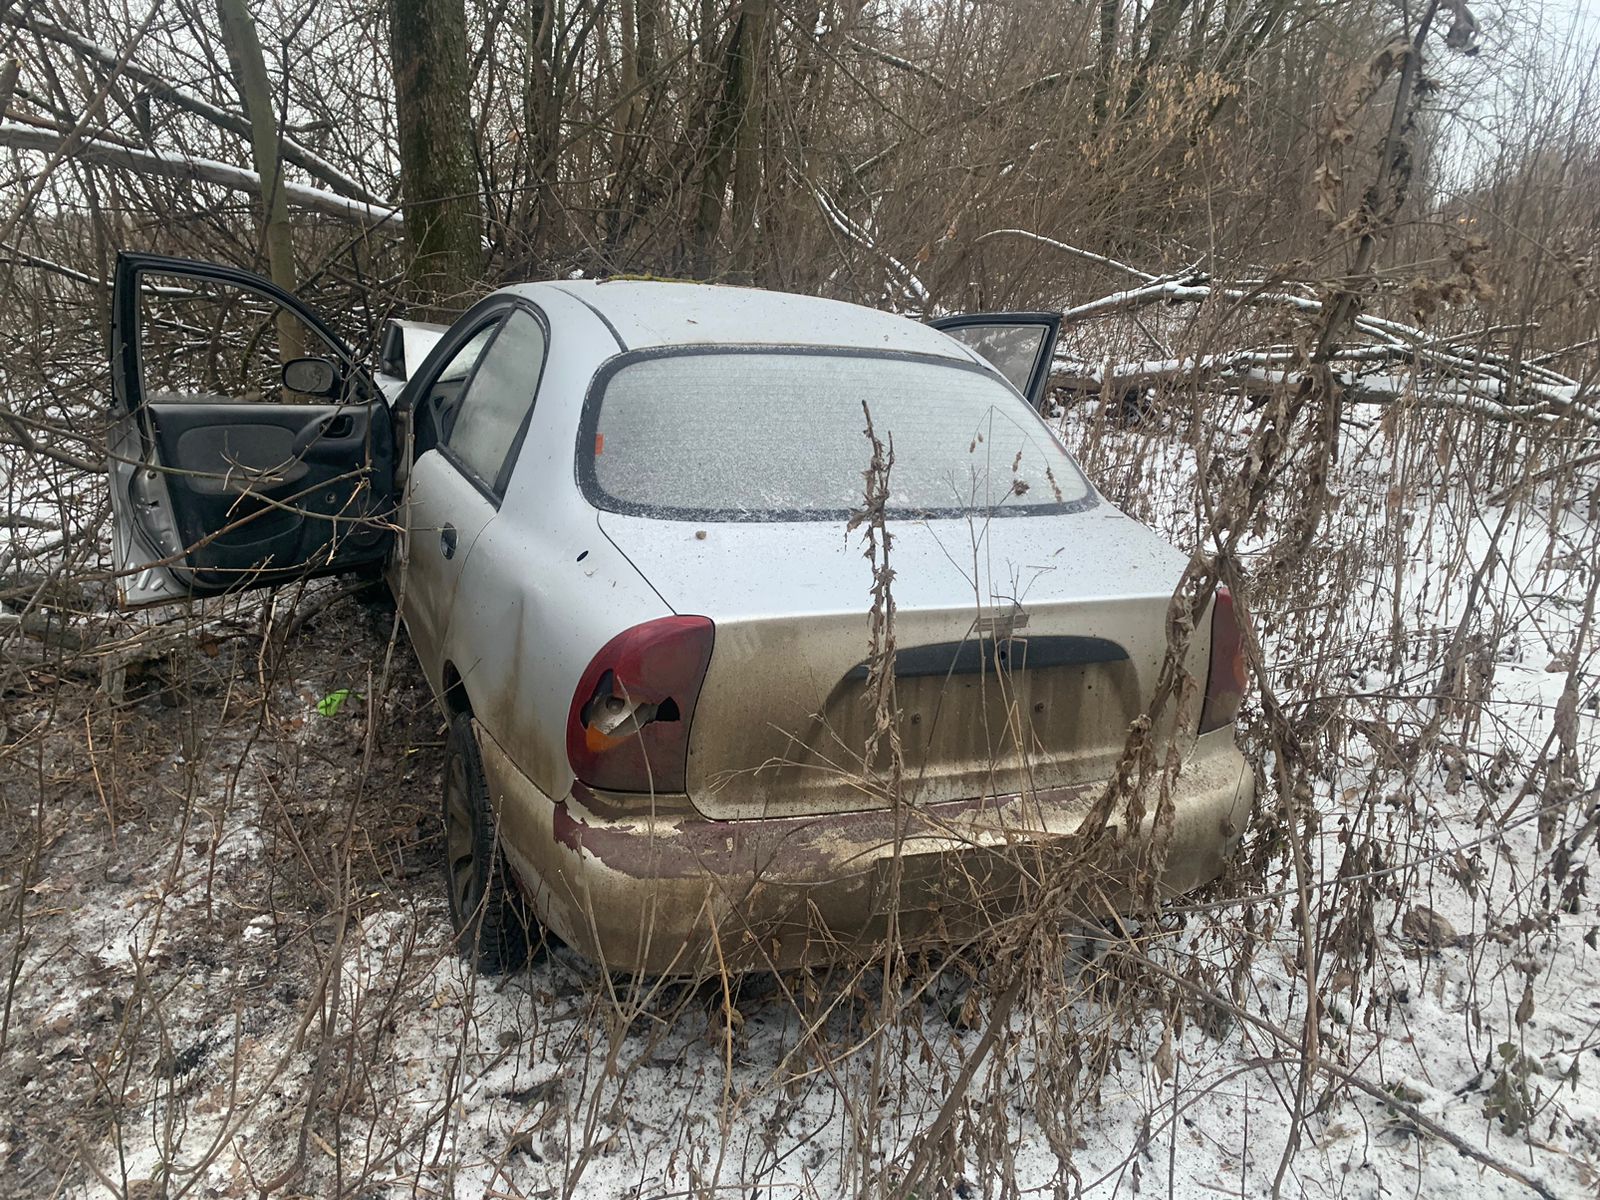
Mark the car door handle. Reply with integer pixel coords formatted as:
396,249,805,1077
439,523,457,559
291,411,360,458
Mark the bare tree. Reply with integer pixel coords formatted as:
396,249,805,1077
389,0,481,314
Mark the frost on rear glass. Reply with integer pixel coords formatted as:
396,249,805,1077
588,353,1091,519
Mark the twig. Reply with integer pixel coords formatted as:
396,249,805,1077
975,228,1158,283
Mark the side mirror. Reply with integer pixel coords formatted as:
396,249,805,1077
282,356,342,398
377,321,407,378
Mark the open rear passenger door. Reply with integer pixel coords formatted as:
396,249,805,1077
108,253,396,607
928,312,1062,412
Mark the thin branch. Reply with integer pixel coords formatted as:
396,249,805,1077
812,186,929,308
1129,951,1561,1200
851,68,1089,177
0,406,105,474
975,228,1158,283
842,34,951,92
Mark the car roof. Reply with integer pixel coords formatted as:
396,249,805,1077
525,278,968,357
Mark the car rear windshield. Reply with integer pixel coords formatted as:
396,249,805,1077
582,350,1093,521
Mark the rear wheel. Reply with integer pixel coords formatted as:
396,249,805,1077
442,713,534,973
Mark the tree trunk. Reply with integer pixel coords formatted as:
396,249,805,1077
216,0,303,362
522,0,561,252
729,0,767,280
616,0,639,155
1094,0,1118,124
636,0,658,87
690,1,763,277
1126,0,1192,115
0,58,19,119
389,0,481,317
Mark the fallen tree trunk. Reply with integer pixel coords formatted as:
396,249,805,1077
1052,350,1591,425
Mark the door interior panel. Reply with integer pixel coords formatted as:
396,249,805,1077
418,379,467,453
147,398,396,590
110,253,398,601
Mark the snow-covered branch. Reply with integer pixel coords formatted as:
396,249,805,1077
0,123,401,230
1052,269,1598,428
1059,277,1214,322
974,229,1158,283
842,35,951,92
812,186,930,309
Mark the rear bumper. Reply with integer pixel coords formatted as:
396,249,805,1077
478,725,1253,976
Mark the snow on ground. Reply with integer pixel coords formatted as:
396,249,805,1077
2,397,1598,1199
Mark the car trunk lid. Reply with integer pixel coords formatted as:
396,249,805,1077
599,508,1195,820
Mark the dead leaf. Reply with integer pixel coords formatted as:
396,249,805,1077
1515,981,1535,1027
1369,37,1412,84
1314,162,1342,220
1154,1025,1174,1082
1402,905,1458,948
1443,0,1479,51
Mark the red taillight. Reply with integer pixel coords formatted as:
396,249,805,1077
565,616,715,793
1199,586,1245,734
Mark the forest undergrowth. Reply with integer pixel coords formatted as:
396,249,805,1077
1,375,1596,1199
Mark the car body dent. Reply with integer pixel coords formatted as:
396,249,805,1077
477,718,1252,976
442,505,668,804
391,448,498,697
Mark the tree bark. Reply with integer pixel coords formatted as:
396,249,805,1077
1094,0,1118,124
1126,0,1192,115
521,0,560,251
604,0,668,255
729,0,767,280
216,0,303,363
616,0,638,151
0,58,19,119
389,0,482,317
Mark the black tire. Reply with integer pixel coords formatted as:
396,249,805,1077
442,712,535,973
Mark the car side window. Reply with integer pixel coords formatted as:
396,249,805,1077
137,271,356,405
417,320,499,456
444,308,546,494
438,324,497,385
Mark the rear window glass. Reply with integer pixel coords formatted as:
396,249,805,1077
582,351,1092,521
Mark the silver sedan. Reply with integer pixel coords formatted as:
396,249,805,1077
107,255,1252,974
